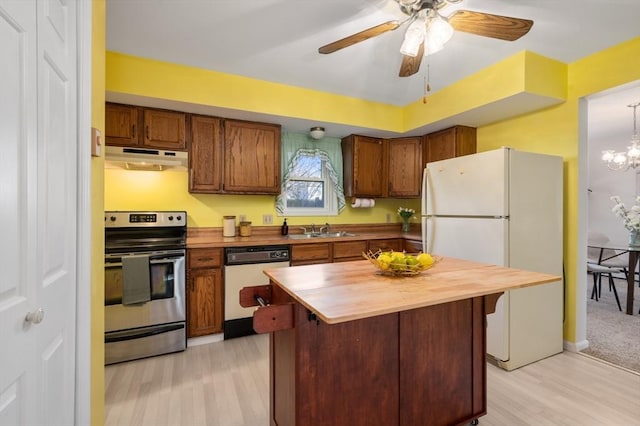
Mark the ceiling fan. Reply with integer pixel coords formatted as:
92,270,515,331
318,0,533,77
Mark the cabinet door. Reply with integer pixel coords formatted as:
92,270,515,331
291,243,331,265
143,108,187,150
424,125,476,165
105,103,140,146
189,115,223,193
333,240,368,262
403,239,423,254
342,135,386,198
224,119,281,194
388,137,422,198
369,239,403,253
424,127,456,164
188,268,223,337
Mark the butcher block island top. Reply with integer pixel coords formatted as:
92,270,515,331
259,256,561,426
263,256,560,324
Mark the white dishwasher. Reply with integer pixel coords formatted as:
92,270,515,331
223,245,290,339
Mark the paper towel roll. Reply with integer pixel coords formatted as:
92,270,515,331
350,198,375,208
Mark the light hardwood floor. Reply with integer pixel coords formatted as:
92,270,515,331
105,334,640,426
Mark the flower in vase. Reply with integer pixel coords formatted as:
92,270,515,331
397,207,415,221
611,196,640,231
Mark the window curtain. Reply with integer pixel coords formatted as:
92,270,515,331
276,131,346,214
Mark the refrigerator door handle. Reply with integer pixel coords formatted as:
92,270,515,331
426,214,509,219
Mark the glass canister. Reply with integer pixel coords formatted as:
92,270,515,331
239,221,252,237
223,215,236,237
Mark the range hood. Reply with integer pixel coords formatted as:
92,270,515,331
105,146,188,171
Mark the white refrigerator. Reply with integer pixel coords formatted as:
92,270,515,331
421,147,563,371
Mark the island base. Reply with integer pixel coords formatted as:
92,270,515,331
268,285,501,426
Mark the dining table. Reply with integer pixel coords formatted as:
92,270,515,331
588,242,639,315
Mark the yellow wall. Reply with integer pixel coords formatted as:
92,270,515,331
106,52,404,133
477,37,640,342
104,167,421,228
91,0,105,424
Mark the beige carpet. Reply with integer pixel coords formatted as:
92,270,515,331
583,273,640,373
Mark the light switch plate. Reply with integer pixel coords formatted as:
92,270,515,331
91,127,102,157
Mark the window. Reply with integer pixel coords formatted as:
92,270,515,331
280,153,338,216
275,132,346,217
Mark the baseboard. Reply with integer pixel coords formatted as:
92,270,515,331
187,333,223,347
564,339,589,352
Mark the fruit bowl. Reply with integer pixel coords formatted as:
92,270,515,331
362,250,439,277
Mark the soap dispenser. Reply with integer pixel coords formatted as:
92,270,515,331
281,218,289,236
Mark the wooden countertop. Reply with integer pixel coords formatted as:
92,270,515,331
263,257,561,324
187,225,421,248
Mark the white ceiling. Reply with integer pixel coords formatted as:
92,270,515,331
106,0,640,137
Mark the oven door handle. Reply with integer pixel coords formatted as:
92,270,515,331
104,257,183,268
104,323,185,343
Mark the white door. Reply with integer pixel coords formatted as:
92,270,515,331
0,0,77,424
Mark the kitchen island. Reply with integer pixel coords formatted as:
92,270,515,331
251,257,560,426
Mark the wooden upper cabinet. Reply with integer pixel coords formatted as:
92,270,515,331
223,119,281,194
105,102,187,150
105,103,140,146
423,125,476,165
342,135,386,198
189,115,223,193
387,136,422,198
143,108,186,150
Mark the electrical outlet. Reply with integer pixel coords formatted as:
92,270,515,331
262,214,273,225
239,214,247,222
386,213,391,223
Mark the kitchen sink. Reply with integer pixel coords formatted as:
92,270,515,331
320,232,358,238
287,231,358,239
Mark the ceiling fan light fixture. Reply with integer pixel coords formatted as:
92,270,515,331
400,18,426,57
423,12,453,56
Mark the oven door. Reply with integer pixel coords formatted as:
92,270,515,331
105,250,186,333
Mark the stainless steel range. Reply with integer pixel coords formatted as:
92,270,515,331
104,211,187,365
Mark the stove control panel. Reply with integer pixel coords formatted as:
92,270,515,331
105,211,186,227
225,245,291,265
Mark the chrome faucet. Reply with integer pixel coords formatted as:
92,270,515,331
299,226,308,235
320,222,330,235
310,223,316,235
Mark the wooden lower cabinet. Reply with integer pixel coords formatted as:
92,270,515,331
187,248,223,337
269,286,490,426
291,243,331,265
368,238,403,253
403,238,423,253
332,240,367,262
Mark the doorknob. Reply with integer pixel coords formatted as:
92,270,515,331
25,308,44,324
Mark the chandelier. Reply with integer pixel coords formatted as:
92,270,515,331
602,102,640,170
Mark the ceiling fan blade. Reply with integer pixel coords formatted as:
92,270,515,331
318,20,400,54
448,10,533,41
398,42,424,77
